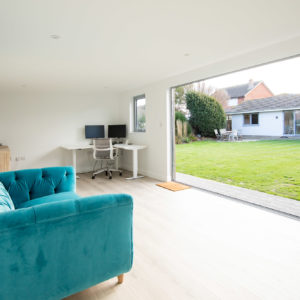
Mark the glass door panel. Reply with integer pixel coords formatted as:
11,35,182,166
284,111,294,134
295,110,300,135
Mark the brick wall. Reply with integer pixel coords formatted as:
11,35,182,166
244,82,273,101
238,97,244,104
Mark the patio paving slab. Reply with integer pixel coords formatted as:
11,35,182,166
176,172,300,218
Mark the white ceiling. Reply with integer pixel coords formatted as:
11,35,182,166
1,0,300,92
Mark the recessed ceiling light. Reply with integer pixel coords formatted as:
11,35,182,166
184,53,190,57
50,34,60,39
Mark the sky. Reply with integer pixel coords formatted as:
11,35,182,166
202,56,300,95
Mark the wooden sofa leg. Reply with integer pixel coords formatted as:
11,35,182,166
117,274,124,284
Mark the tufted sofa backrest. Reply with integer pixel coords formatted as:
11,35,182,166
0,167,75,208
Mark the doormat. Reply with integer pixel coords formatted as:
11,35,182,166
156,182,190,192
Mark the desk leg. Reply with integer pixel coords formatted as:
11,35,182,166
72,149,80,179
116,148,119,170
133,149,138,178
126,149,144,180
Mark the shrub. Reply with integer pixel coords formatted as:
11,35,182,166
188,134,198,142
186,91,226,137
175,111,193,136
175,135,182,144
175,111,187,122
181,137,190,144
187,122,192,135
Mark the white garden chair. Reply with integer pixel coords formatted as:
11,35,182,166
214,129,221,140
229,130,238,141
219,128,227,141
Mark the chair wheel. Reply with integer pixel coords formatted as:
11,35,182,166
109,176,112,180
92,175,95,179
119,172,122,176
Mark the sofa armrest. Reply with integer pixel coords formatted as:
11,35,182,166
0,193,133,300
0,193,133,228
32,193,133,223
0,208,35,232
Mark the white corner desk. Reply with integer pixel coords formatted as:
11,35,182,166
114,144,147,180
61,144,93,177
62,143,146,180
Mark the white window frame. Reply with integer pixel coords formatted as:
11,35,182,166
228,98,238,106
243,113,259,126
133,94,146,132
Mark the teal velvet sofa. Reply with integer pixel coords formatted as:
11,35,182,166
0,166,133,300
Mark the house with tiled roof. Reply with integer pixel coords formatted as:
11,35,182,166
223,79,273,109
226,94,300,136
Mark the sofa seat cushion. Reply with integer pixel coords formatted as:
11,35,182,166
18,191,80,208
0,181,15,212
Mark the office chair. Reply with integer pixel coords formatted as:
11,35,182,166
91,139,122,180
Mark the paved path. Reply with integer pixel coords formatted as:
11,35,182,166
176,172,300,218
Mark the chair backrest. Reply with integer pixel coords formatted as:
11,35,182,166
232,129,238,136
220,128,226,134
214,129,219,135
93,139,115,160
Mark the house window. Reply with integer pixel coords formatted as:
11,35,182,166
244,113,259,125
244,114,250,124
134,94,146,132
251,113,258,124
284,111,294,134
227,98,238,106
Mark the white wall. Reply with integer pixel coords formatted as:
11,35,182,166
2,36,300,180
118,36,300,181
232,111,284,136
0,90,120,172
118,88,171,181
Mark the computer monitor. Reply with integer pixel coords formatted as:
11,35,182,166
108,125,126,138
85,125,105,139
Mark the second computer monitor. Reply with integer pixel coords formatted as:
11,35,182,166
108,124,126,138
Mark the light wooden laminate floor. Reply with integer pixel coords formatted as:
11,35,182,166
66,172,300,300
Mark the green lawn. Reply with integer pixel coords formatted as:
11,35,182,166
176,140,300,200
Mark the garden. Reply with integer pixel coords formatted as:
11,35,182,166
176,140,300,200
174,88,300,201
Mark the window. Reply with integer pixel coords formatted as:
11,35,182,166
227,98,238,106
284,111,294,134
134,94,146,132
244,113,259,125
244,114,250,125
251,113,258,124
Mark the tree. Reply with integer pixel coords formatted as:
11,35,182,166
174,82,227,111
193,81,214,95
174,84,193,112
211,88,230,108
138,113,146,130
186,91,226,137
174,86,185,108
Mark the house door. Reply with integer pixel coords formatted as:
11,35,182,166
295,110,300,135
226,116,232,131
284,111,294,135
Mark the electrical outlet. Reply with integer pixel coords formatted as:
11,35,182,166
15,156,25,161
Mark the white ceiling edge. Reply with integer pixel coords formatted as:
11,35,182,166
1,0,300,93
122,34,300,95
3,34,300,96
